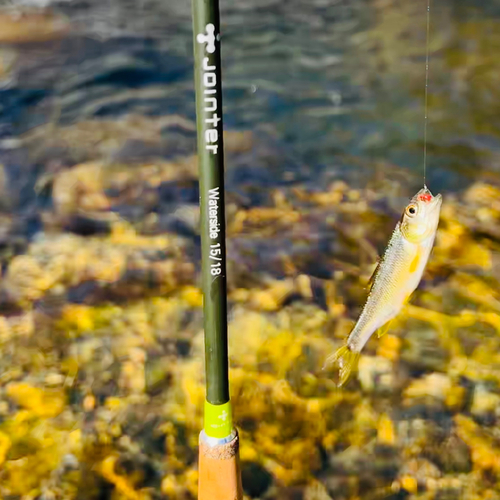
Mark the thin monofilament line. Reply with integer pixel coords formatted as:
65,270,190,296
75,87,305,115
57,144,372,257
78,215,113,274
423,0,431,188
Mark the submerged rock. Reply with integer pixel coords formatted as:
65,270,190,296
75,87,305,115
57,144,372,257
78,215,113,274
357,355,394,393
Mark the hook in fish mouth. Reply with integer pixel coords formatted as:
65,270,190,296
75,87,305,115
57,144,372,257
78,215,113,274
412,186,441,205
415,185,432,201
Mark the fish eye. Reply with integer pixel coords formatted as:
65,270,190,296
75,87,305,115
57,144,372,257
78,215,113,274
406,204,418,217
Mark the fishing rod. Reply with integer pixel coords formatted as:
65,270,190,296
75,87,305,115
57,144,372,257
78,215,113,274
191,0,242,498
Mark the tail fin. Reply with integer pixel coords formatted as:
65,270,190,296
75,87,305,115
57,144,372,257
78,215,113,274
324,344,360,387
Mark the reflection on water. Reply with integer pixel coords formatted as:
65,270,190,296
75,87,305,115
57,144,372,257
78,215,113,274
0,0,499,498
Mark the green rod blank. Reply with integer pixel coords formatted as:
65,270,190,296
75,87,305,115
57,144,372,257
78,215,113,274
192,0,229,407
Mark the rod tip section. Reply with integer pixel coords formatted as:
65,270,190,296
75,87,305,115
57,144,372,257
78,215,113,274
198,430,243,500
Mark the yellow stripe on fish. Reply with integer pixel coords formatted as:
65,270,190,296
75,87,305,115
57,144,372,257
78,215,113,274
324,186,442,386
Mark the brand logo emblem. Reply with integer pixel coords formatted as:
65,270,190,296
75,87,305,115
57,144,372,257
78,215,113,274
197,23,216,54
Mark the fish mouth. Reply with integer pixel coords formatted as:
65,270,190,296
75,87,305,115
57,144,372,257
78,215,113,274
413,186,442,210
428,192,442,211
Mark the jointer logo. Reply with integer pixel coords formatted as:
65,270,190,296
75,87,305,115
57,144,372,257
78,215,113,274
197,23,220,155
196,23,216,53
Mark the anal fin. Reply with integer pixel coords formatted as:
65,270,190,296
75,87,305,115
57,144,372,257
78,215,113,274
377,294,413,338
403,291,413,306
377,319,394,338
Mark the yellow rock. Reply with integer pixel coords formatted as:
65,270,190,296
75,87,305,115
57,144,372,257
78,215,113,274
445,385,466,410
0,430,11,466
52,162,109,216
476,207,496,223
451,274,500,311
228,309,278,368
161,475,178,496
304,480,333,500
184,468,199,497
310,189,344,207
110,220,169,249
8,312,34,338
119,348,146,395
455,414,500,473
60,304,95,333
471,385,500,417
179,286,203,307
376,334,401,361
400,475,418,493
249,290,279,312
357,355,393,392
6,255,54,302
239,443,259,462
296,274,313,299
306,181,348,206
0,315,11,342
110,423,122,438
105,397,123,410
44,372,64,386
377,413,396,445
434,216,492,270
68,429,82,455
83,394,96,412
347,189,361,202
403,373,451,401
227,209,247,234
6,383,65,418
246,280,296,312
99,455,141,500
464,182,500,210
321,430,339,451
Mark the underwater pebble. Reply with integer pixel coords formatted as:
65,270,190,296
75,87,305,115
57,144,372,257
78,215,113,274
52,162,110,217
357,355,394,392
400,326,449,373
434,434,472,474
404,373,452,401
45,373,65,386
470,383,500,424
399,458,442,490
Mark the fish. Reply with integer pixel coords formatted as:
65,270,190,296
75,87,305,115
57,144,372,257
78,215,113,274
325,186,442,386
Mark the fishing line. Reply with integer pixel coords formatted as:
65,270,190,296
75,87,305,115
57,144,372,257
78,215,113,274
423,0,431,188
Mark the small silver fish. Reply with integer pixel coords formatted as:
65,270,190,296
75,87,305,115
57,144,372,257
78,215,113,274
326,186,442,386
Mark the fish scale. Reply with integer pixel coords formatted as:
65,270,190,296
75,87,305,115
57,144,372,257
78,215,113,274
350,226,418,350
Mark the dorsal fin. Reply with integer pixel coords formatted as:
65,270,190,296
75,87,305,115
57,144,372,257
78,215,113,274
366,258,382,291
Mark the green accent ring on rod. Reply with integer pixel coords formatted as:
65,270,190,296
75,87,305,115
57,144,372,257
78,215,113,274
204,400,233,439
